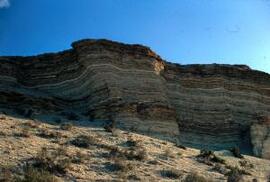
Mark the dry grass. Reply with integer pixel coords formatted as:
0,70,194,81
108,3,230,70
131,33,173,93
0,114,269,182
160,168,182,179
30,147,71,174
184,172,211,182
60,122,73,131
70,135,98,148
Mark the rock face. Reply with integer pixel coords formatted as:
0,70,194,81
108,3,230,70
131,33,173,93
0,39,270,158
250,116,270,159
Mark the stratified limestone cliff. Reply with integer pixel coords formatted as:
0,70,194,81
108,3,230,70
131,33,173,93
0,39,270,158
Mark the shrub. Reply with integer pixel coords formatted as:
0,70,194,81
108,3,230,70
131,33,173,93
124,147,148,161
212,163,228,175
104,119,116,133
184,172,210,182
0,166,13,182
71,151,89,164
18,167,58,182
0,131,7,137
227,167,243,182
108,146,147,161
197,149,226,165
31,147,71,174
230,147,244,159
163,148,175,159
38,129,62,139
239,160,254,169
125,137,141,147
225,165,251,182
109,158,134,173
70,135,98,148
160,169,182,179
148,160,159,165
22,120,41,129
16,127,31,138
60,122,73,131
212,155,226,164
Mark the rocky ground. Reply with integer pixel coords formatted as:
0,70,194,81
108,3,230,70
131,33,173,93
0,113,269,182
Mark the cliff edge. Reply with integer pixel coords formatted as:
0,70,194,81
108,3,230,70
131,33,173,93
0,39,270,159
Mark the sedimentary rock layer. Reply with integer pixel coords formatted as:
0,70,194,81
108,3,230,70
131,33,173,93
0,39,270,157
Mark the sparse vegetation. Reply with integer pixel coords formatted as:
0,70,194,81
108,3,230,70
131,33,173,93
0,131,7,137
108,158,134,173
70,134,98,148
0,114,268,181
197,149,226,165
15,127,31,138
125,137,141,147
239,160,254,170
71,151,89,164
163,148,175,159
108,145,148,161
22,120,41,129
226,166,244,182
160,168,182,179
30,147,71,174
212,163,228,175
0,166,13,182
230,147,244,159
225,164,252,182
104,122,115,133
60,122,73,131
17,166,58,182
37,129,62,139
184,172,210,182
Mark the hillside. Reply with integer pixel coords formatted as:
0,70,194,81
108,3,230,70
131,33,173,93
0,114,269,181
0,39,270,181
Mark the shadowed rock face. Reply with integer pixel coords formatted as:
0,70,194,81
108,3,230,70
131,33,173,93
0,39,270,158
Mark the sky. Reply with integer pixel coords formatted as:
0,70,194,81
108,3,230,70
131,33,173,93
0,0,270,73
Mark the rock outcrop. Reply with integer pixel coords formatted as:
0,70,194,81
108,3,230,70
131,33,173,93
0,39,270,158
251,116,270,159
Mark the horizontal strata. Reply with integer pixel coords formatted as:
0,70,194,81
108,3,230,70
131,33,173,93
0,39,270,158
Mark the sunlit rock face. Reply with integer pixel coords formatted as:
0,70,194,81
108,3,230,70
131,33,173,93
0,39,270,158
250,116,270,159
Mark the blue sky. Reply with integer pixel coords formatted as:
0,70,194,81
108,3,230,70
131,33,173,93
0,0,270,73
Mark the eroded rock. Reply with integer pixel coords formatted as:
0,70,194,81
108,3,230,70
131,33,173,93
0,39,270,158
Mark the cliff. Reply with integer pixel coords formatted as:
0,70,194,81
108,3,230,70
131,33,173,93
0,39,270,159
